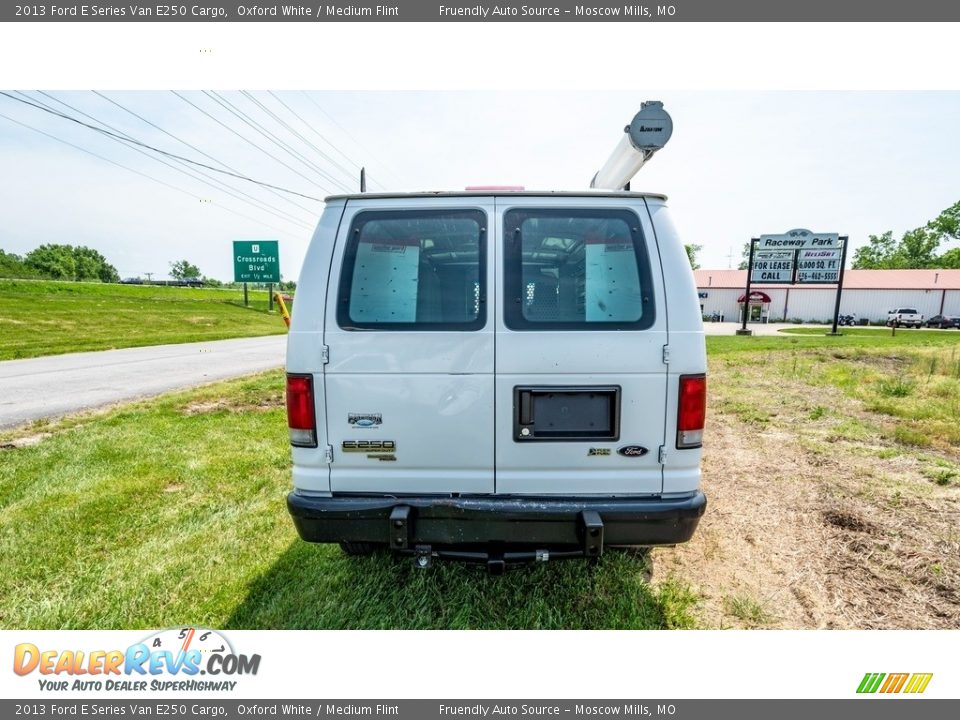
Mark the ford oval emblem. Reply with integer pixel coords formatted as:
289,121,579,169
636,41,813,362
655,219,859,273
617,445,649,457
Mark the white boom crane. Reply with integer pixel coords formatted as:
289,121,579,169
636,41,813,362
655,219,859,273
590,101,673,191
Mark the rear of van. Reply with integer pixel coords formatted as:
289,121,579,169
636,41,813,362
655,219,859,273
286,191,706,566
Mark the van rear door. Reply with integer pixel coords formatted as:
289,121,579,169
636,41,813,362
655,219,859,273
494,197,668,495
324,197,495,494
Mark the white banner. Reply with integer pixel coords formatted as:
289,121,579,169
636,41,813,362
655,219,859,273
2,629,957,700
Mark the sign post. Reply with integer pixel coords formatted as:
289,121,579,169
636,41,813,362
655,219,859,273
737,238,758,336
827,236,850,335
233,240,280,310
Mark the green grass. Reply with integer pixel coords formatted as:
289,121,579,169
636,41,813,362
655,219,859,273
0,372,697,630
6,326,960,630
722,594,774,628
0,279,287,360
707,327,960,356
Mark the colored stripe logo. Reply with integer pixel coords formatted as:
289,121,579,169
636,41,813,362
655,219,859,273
857,673,933,694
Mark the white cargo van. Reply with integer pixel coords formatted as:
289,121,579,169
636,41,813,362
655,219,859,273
285,104,707,570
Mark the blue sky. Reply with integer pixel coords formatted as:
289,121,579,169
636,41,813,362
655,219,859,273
1,91,958,280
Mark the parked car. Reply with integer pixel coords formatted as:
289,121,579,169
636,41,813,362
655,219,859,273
924,315,960,329
887,308,924,328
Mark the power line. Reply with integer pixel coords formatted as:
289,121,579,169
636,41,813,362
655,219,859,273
26,91,313,232
92,91,319,219
0,90,326,203
0,110,301,240
206,90,351,193
173,90,335,197
33,91,313,230
243,90,360,188
81,92,316,228
268,91,363,173
302,91,406,187
215,90,353,192
268,91,387,192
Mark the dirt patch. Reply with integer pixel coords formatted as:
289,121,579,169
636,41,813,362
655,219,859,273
180,394,283,416
822,510,878,534
0,433,51,450
653,355,960,629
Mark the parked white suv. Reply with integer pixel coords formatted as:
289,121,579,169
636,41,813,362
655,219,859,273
887,308,924,328
284,190,707,570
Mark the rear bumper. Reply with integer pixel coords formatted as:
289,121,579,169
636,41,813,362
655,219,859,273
287,491,707,552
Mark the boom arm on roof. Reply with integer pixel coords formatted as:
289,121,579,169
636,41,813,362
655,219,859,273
590,101,673,191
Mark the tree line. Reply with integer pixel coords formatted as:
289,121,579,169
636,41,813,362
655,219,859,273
0,244,119,282
0,244,295,290
851,201,959,269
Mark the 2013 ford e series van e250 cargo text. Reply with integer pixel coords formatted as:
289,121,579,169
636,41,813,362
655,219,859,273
285,102,707,571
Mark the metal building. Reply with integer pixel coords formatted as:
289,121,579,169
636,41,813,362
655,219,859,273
694,269,960,324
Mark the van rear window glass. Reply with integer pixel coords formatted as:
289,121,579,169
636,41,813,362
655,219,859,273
338,209,486,330
503,208,655,330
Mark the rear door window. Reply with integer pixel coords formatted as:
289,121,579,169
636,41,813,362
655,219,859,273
337,209,486,330
503,208,655,330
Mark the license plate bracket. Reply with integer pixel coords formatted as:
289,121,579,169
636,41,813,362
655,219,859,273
513,385,621,442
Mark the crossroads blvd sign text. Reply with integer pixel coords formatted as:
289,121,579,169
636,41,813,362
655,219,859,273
234,240,280,283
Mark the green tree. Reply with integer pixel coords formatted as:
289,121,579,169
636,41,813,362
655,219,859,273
684,244,702,270
738,241,751,270
23,244,118,282
851,231,901,269
938,247,960,269
853,200,960,269
169,259,201,280
73,246,119,282
928,200,959,239
0,249,34,278
24,244,77,280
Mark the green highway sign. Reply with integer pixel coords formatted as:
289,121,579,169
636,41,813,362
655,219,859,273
233,240,280,283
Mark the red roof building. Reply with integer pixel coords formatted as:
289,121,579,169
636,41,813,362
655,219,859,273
694,269,960,324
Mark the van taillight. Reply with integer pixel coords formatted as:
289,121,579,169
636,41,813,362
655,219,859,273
286,373,317,448
677,374,706,449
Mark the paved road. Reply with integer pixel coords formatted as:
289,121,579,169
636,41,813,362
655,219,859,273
703,321,833,336
0,335,286,429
